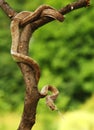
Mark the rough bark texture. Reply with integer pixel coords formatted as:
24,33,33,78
17,24,40,130
0,0,90,130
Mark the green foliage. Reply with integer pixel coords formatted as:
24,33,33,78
0,0,94,112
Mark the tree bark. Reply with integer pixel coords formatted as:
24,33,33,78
16,24,40,130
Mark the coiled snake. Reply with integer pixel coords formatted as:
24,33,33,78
10,5,64,110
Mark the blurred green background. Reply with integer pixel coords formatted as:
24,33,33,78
0,0,94,130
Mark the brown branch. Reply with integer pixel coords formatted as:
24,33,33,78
0,0,17,19
20,0,90,31
16,24,39,130
59,0,90,15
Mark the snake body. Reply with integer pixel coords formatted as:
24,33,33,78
10,5,64,110
40,85,59,110
11,11,41,83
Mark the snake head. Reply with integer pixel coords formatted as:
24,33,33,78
46,96,57,111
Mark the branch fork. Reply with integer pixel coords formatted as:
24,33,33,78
10,6,63,130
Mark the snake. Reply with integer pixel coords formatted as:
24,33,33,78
10,5,64,110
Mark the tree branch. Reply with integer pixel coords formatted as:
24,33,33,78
20,0,90,31
16,24,40,130
0,0,17,19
